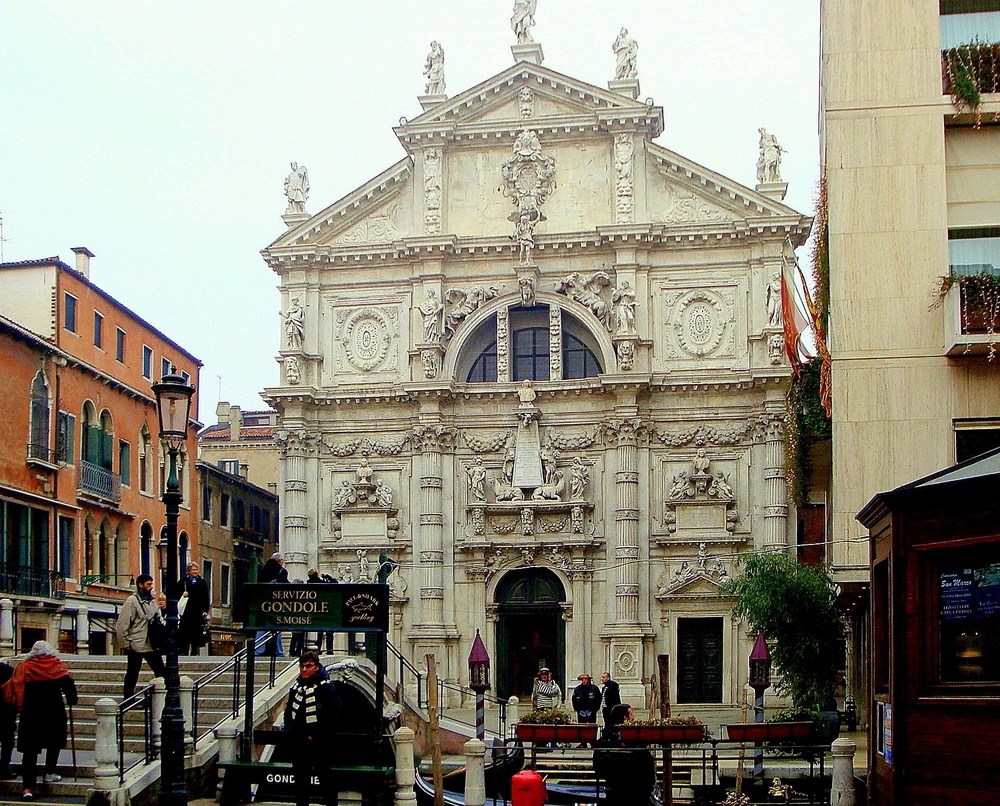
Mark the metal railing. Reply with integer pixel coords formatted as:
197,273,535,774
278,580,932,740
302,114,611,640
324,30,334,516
0,562,66,599
80,573,134,588
436,677,508,738
387,639,426,709
117,686,157,784
79,459,121,503
190,631,287,749
26,442,57,465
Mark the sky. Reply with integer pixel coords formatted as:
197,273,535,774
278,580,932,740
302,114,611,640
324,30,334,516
0,1,820,424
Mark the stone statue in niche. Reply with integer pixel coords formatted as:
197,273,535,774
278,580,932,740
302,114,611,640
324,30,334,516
757,128,785,184
466,457,488,501
423,41,445,95
766,270,783,328
612,281,637,336
283,162,309,214
519,275,536,307
418,289,445,343
556,271,613,329
284,297,305,351
570,456,589,500
502,448,516,485
693,448,711,475
513,209,538,264
511,0,537,44
613,27,638,80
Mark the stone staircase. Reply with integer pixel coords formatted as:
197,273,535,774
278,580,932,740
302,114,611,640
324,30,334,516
0,655,248,806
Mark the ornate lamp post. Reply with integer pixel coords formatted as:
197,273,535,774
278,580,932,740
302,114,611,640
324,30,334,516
748,631,772,780
468,629,491,741
152,368,194,806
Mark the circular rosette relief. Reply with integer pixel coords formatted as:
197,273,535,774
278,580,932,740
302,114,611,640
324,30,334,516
341,308,393,372
672,290,727,357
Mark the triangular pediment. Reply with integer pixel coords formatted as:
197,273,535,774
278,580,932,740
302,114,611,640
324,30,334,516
265,158,413,252
659,572,728,599
645,142,802,223
396,61,663,141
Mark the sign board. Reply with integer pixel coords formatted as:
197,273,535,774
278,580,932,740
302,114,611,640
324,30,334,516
245,583,389,632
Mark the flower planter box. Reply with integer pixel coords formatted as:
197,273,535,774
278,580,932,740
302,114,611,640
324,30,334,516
725,721,813,742
617,724,706,743
515,722,599,743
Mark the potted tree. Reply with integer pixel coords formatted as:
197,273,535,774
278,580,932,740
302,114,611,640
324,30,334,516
618,715,708,744
515,708,599,743
720,553,845,744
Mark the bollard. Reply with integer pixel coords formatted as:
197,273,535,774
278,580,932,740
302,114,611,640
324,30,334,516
93,697,119,791
75,605,90,656
507,695,520,739
180,675,194,752
830,737,857,806
152,678,166,750
0,599,13,654
464,738,486,806
215,724,239,800
394,726,417,806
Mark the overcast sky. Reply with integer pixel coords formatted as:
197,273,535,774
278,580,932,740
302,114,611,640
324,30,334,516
1,1,819,424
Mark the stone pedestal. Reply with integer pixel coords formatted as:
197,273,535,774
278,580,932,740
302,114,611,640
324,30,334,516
608,78,640,99
755,181,788,201
419,93,448,111
512,42,544,65
282,211,310,228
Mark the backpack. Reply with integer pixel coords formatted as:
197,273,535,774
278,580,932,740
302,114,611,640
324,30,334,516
136,595,167,652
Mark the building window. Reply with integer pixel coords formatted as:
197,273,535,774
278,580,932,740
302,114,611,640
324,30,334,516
181,370,190,384
81,403,113,469
139,426,153,493
161,357,171,380
56,411,75,464
940,2,1000,49
218,459,239,475
140,521,153,576
955,419,1000,462
937,552,1000,683
58,516,74,578
563,332,603,379
220,493,230,528
233,498,246,530
142,346,153,380
64,293,77,333
203,559,214,601
116,328,126,363
513,326,551,381
948,227,1000,277
28,371,51,460
202,485,213,522
467,340,498,383
220,564,231,606
118,440,131,487
93,311,104,349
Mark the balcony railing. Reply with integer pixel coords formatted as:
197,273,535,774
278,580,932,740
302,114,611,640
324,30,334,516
80,573,134,589
26,442,59,470
79,459,121,504
0,563,66,599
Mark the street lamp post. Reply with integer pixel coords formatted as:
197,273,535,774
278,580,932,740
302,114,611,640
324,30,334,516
748,631,772,781
152,368,194,806
467,629,491,741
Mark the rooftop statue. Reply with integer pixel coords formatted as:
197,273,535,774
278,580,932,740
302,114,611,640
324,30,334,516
283,161,309,214
613,27,638,80
512,0,537,44
424,41,445,95
756,128,786,184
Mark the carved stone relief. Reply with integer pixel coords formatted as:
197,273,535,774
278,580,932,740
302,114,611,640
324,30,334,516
663,288,735,359
284,356,301,385
768,333,784,365
496,307,509,382
333,202,401,245
424,148,442,235
662,450,739,538
444,286,500,340
616,339,635,370
656,542,730,596
548,306,561,376
499,129,557,251
421,348,440,379
651,183,727,225
614,133,634,223
556,271,613,330
334,306,399,373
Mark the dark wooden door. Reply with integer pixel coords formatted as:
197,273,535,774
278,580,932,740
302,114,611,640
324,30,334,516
676,617,723,703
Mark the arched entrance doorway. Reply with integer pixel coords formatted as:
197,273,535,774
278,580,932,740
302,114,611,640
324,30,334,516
495,568,566,700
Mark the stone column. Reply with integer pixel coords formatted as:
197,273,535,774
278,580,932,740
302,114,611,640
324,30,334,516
761,413,789,548
277,430,313,581
0,599,13,654
611,418,642,624
464,738,486,806
92,697,119,791
411,424,454,636
394,726,417,806
75,604,90,655
830,737,857,806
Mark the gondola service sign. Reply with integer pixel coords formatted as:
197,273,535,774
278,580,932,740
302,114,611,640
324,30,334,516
245,583,389,632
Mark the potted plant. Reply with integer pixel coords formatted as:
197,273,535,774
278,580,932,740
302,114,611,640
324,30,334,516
617,715,708,744
720,553,845,743
725,706,816,742
515,708,599,743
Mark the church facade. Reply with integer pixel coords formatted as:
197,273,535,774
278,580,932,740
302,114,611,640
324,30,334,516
262,39,810,710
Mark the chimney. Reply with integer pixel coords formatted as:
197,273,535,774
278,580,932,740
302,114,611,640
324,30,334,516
229,405,242,437
71,246,94,278
216,401,231,423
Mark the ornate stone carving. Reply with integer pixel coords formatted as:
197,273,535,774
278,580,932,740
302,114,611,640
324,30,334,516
499,129,557,246
465,457,488,501
424,148,442,235
658,543,730,595
768,333,785,365
757,128,784,184
284,162,309,215
599,417,648,447
612,281,637,336
548,306,561,375
531,470,565,501
418,289,445,344
444,286,500,340
331,461,397,516
665,288,733,359
340,307,396,372
275,430,322,457
511,0,536,44
614,134,634,223
518,275,535,306
284,296,305,351
471,506,486,536
765,269,783,328
512,211,537,264
518,86,534,118
544,545,571,569
496,307,510,382
423,42,445,96
556,271,613,329
333,202,401,244
410,424,455,452
569,456,589,501
616,339,635,371
571,504,584,533
542,426,599,451
284,356,301,385
462,429,513,454
652,185,727,225
320,433,411,457
613,28,638,80
420,348,440,379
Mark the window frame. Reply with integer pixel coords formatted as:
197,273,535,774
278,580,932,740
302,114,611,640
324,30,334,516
116,327,126,363
93,310,104,349
118,439,131,487
64,293,78,333
142,345,153,380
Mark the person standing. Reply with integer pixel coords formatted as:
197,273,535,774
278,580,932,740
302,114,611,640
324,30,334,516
306,568,337,653
117,574,167,699
7,642,78,801
283,652,341,806
572,674,601,724
257,553,288,656
599,671,622,733
0,661,15,779
593,703,654,806
530,667,561,712
177,563,210,656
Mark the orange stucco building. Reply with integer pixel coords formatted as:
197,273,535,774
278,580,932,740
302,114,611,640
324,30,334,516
0,250,201,653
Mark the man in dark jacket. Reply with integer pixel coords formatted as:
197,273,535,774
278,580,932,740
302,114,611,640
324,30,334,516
571,674,602,723
177,563,211,655
257,553,288,656
283,652,341,806
600,671,622,731
306,568,337,653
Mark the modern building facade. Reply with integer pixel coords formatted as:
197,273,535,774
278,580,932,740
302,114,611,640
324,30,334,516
0,251,201,653
262,39,810,708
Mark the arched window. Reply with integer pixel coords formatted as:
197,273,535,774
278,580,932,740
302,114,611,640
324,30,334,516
82,402,99,465
140,521,153,576
29,371,50,459
139,426,153,493
462,305,603,383
98,410,114,470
